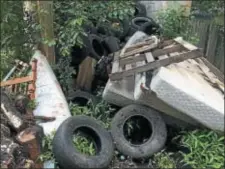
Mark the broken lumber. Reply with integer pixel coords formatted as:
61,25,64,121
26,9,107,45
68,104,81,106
16,125,44,168
1,91,24,131
75,56,96,91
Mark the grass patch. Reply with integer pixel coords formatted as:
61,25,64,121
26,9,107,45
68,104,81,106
69,99,116,129
178,130,224,169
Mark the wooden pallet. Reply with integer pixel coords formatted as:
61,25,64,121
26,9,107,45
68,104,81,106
109,37,204,81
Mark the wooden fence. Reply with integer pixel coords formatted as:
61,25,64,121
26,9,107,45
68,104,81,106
189,17,224,74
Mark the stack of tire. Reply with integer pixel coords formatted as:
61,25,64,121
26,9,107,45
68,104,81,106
70,2,161,68
52,91,167,168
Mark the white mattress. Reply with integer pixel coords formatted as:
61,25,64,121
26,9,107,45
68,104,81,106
103,32,201,127
150,64,224,132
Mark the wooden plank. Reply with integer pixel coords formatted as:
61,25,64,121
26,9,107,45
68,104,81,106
197,20,210,51
111,51,120,73
213,36,224,73
109,50,203,80
158,39,175,48
197,57,224,83
151,44,184,57
0,76,33,87
125,39,155,53
158,55,169,59
174,37,198,50
125,64,132,70
219,43,224,73
145,52,155,62
120,42,158,58
75,57,96,91
205,24,218,64
120,55,145,66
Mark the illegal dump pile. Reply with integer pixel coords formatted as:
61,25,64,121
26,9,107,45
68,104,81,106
1,2,224,169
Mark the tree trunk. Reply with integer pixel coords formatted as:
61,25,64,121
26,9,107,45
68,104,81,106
36,0,55,64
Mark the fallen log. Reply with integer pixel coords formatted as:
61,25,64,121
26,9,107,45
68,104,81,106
1,90,24,131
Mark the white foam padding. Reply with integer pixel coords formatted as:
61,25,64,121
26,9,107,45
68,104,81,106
151,66,224,132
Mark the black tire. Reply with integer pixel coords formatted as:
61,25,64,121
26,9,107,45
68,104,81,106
83,24,98,34
71,35,89,66
88,34,106,60
111,104,167,159
97,18,129,41
102,36,120,54
71,46,87,66
131,17,155,30
67,90,97,106
97,25,111,36
139,20,161,35
109,18,130,41
134,2,147,17
53,116,114,168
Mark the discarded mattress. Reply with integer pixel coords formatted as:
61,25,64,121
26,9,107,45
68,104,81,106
32,50,71,136
103,32,200,127
150,61,224,132
103,31,149,107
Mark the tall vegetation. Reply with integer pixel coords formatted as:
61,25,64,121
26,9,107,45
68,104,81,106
53,0,135,57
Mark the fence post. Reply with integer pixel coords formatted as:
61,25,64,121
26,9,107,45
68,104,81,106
36,0,55,64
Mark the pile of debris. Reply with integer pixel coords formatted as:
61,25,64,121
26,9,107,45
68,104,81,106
0,60,46,168
1,2,224,168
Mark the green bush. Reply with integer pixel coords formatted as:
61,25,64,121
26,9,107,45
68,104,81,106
179,130,224,169
54,0,135,57
156,6,199,44
38,131,56,162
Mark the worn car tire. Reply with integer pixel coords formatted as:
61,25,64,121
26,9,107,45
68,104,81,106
67,90,97,106
102,36,120,54
139,20,161,35
109,18,130,41
134,2,147,17
71,35,89,66
71,46,88,66
83,24,98,34
131,17,155,30
111,104,167,159
88,34,106,60
53,116,114,168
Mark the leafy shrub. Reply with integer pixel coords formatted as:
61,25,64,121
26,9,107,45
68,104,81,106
179,130,224,169
52,56,76,96
54,0,135,57
156,6,199,44
38,131,56,162
0,1,39,79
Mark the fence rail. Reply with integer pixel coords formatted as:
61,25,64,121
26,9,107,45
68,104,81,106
189,18,224,74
